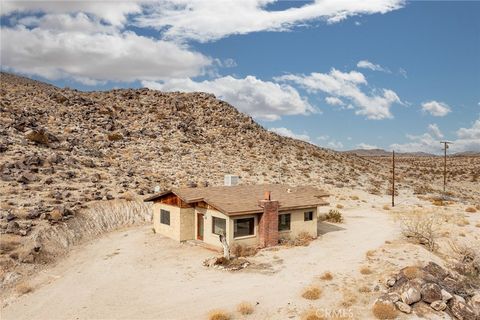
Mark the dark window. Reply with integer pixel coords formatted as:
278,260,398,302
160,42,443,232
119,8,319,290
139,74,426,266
160,209,170,225
234,217,254,238
304,211,313,221
212,217,226,235
278,213,291,231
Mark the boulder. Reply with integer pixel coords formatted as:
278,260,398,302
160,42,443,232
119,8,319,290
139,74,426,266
401,281,422,305
421,282,443,303
6,221,20,233
442,289,453,302
25,128,53,145
469,293,480,316
17,172,37,184
423,261,449,280
395,301,412,314
386,277,396,287
431,300,447,311
26,209,41,219
373,296,398,319
6,212,17,222
448,295,477,320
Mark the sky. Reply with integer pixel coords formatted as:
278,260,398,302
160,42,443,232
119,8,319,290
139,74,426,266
1,0,479,154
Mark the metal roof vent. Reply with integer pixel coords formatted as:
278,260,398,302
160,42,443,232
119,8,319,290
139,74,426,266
224,175,239,186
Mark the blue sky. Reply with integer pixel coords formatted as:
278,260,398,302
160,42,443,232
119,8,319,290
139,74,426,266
1,1,479,153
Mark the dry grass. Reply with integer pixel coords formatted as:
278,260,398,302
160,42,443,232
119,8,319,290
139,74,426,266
372,302,398,319
382,204,391,211
350,195,360,200
230,244,258,257
358,286,372,293
301,286,322,300
360,266,372,275
301,309,325,320
465,206,477,213
208,309,231,320
16,283,33,295
0,239,20,253
366,250,376,259
402,266,422,279
236,302,254,315
336,204,344,209
340,290,357,307
319,271,333,281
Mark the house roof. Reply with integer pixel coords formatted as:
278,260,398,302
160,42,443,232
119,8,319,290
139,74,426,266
144,184,329,215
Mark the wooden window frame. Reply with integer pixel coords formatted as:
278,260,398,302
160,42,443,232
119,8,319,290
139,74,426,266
304,211,313,221
212,216,227,236
233,217,255,238
160,209,170,225
278,213,291,231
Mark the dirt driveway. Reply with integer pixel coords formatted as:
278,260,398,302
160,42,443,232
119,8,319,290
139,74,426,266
2,206,398,320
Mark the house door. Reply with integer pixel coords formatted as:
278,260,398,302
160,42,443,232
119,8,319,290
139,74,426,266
197,213,204,240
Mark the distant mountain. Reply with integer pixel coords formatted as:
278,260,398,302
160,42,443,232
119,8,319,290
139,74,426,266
452,151,480,157
343,149,436,157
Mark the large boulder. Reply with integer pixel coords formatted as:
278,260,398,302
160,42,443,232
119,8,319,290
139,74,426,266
421,282,443,303
423,261,449,281
431,300,447,311
401,281,422,305
395,301,412,314
448,295,477,320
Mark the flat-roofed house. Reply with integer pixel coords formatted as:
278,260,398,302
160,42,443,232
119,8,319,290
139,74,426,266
144,184,329,248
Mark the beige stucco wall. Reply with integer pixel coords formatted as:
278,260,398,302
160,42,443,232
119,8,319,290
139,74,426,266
278,207,318,241
152,203,195,241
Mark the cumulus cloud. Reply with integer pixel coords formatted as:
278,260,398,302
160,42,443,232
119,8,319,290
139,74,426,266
325,96,345,106
421,100,451,117
269,127,311,142
356,143,379,150
390,119,480,154
142,76,314,121
136,0,404,42
357,60,390,73
276,68,402,120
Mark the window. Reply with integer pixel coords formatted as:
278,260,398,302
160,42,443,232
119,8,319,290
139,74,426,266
234,217,254,238
160,209,170,225
304,211,313,221
212,217,226,236
278,213,291,231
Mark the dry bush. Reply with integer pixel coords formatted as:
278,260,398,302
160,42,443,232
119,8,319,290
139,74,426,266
372,301,398,319
0,239,20,253
301,309,325,320
466,206,477,213
324,209,343,223
336,204,344,209
16,283,33,295
366,250,375,259
107,132,123,141
301,286,322,300
230,244,258,257
340,290,357,307
382,204,391,211
319,271,333,280
359,286,372,293
208,309,230,320
122,191,136,201
402,266,422,279
279,232,315,247
360,266,372,275
236,302,254,315
448,241,480,281
400,212,439,251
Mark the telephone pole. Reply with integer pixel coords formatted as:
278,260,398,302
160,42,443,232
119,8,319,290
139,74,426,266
392,150,395,207
440,141,452,193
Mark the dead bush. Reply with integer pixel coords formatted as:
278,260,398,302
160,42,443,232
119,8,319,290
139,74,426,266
107,132,123,141
301,286,322,300
336,204,344,209
16,283,33,295
122,191,135,201
301,309,325,320
372,301,398,319
236,302,254,315
279,232,315,247
448,241,480,281
382,204,391,211
360,266,372,275
230,244,257,257
319,271,333,281
0,239,20,253
402,266,422,279
400,213,438,251
208,309,230,320
465,206,477,213
324,209,343,223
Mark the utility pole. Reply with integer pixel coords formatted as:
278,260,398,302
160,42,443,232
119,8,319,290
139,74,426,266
392,150,395,207
440,141,452,193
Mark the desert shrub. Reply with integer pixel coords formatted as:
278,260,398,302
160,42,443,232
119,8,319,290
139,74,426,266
350,195,360,200
319,271,333,280
336,204,344,209
359,286,372,293
382,205,391,211
301,286,322,300
279,232,315,247
301,309,325,320
400,213,438,251
360,266,372,275
122,191,135,201
230,243,257,257
402,266,422,279
107,132,123,141
372,301,398,319
236,302,254,315
448,241,480,280
324,209,343,223
0,239,20,253
465,206,477,213
16,283,33,295
208,309,230,320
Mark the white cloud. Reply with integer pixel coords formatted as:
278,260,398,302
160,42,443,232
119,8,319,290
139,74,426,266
356,143,378,150
276,68,402,120
390,119,480,154
269,127,311,142
421,100,451,117
136,0,404,42
1,21,210,84
316,135,330,141
142,76,314,121
327,140,344,150
357,60,390,73
427,123,443,139
325,96,345,106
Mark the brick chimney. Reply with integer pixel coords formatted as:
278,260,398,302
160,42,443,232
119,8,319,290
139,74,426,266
258,191,279,247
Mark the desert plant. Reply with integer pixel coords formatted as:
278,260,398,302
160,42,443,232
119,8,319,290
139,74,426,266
208,309,230,320
230,243,257,257
360,266,372,275
402,266,422,279
319,271,333,280
301,309,325,320
324,209,343,223
372,301,398,319
400,213,438,251
465,206,477,213
448,241,480,280
301,286,321,300
336,204,344,209
236,302,254,315
16,283,33,295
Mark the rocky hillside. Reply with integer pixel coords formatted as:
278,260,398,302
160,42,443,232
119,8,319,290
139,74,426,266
0,72,386,218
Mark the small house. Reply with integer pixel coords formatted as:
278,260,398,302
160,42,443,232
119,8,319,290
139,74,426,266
144,184,329,248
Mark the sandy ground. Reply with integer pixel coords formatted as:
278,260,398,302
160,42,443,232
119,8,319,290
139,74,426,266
1,197,400,320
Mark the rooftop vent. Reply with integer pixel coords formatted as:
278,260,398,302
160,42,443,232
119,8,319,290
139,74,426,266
154,185,161,193
224,175,239,186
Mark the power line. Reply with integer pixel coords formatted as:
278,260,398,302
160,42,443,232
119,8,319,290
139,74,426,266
440,141,453,194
